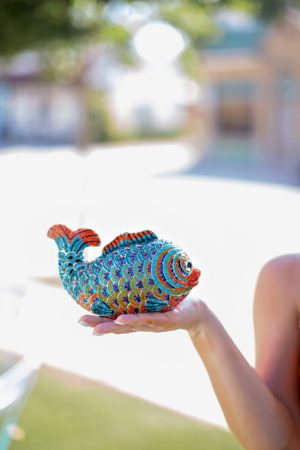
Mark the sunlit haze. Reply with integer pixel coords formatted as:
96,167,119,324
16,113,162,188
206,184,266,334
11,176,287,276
109,64,199,128
133,21,186,63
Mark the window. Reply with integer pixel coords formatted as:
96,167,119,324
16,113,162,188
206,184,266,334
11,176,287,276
215,80,255,136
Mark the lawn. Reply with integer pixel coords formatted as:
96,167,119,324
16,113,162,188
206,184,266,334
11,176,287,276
10,366,242,450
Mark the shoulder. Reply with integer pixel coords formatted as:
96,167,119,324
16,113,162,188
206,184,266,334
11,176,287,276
253,255,300,418
259,254,300,278
256,254,300,309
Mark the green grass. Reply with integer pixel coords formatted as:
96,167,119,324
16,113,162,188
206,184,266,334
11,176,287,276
10,367,242,450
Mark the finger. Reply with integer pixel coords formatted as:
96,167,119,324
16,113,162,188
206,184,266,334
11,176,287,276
93,321,134,335
112,329,138,334
114,311,173,328
113,325,157,334
93,322,158,335
78,315,113,327
115,323,164,333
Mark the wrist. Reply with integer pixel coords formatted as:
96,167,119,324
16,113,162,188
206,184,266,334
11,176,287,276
187,301,217,340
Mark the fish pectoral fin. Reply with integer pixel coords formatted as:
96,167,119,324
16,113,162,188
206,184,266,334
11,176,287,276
145,295,168,312
91,300,115,316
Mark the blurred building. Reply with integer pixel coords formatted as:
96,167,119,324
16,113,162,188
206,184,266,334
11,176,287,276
0,53,82,145
200,10,300,167
0,47,192,145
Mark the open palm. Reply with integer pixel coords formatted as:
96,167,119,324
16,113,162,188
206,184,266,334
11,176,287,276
79,298,207,335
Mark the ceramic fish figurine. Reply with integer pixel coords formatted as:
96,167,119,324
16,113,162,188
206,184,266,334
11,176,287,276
47,224,200,318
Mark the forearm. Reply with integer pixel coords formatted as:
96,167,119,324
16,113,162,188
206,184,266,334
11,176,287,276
189,304,300,449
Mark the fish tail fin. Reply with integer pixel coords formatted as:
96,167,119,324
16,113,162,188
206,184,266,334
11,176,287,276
47,224,101,253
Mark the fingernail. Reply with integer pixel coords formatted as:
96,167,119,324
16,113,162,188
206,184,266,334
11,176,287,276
93,332,104,336
78,320,90,327
114,320,126,325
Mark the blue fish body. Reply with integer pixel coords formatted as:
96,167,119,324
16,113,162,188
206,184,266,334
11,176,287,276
48,225,200,318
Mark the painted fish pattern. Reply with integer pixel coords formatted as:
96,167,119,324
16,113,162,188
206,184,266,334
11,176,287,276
47,224,200,318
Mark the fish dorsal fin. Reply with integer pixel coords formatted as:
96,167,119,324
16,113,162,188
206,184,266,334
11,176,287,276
102,230,158,256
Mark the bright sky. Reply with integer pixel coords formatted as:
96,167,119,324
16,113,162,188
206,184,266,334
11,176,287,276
133,21,186,63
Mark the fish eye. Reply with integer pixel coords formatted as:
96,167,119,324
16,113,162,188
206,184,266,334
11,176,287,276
184,260,192,271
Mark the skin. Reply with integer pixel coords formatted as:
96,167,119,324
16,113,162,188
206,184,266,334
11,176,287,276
79,255,300,449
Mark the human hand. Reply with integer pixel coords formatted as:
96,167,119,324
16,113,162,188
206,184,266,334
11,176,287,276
78,298,208,336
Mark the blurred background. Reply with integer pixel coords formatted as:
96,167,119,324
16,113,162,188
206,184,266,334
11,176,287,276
1,0,300,449
2,0,300,176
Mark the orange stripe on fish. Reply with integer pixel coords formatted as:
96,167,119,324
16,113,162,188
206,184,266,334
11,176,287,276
102,230,158,256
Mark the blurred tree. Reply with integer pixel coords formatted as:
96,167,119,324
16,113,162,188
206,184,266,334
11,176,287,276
0,0,135,148
0,0,132,76
0,0,119,56
0,0,294,59
221,0,297,20
162,0,299,21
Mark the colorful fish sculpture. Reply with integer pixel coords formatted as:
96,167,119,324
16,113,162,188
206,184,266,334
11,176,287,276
47,224,200,318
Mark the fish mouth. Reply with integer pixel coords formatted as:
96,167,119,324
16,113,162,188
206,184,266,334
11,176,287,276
187,267,201,287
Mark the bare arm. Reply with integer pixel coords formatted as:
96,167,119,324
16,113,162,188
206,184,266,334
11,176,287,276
189,303,300,449
79,258,300,449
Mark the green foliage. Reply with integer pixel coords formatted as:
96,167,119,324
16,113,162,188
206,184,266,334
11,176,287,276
221,0,297,20
0,0,131,58
214,0,260,16
0,0,85,56
1,0,295,59
1,0,296,66
258,0,292,21
180,46,202,81
11,368,243,450
134,126,185,141
158,0,217,47
86,89,123,142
